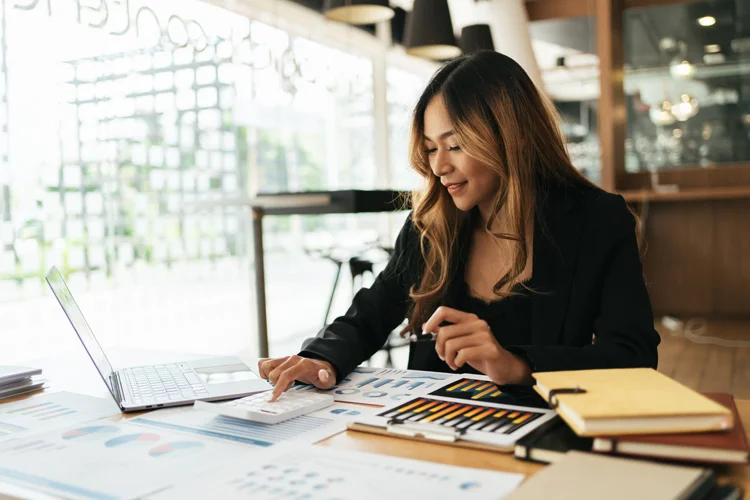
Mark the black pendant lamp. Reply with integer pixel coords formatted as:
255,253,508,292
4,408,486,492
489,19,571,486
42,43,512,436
404,0,461,60
324,0,394,25
460,24,495,53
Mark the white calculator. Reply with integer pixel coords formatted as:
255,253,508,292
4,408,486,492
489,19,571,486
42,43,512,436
194,390,334,424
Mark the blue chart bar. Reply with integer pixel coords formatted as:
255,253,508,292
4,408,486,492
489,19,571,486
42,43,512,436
392,380,409,388
408,381,424,390
373,379,394,388
357,378,378,388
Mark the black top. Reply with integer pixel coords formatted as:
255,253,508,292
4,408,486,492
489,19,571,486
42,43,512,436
300,184,661,382
445,287,533,374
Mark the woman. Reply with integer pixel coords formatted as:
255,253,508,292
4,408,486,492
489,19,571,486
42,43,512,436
260,51,660,401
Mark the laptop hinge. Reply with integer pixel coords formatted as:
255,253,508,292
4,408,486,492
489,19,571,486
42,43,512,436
110,372,126,407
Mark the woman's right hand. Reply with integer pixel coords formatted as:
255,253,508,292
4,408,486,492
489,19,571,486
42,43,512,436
258,355,336,402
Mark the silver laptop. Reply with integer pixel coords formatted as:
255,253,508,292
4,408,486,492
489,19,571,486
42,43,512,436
45,266,271,412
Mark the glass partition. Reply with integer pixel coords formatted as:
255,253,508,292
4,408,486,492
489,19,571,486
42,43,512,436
624,0,750,172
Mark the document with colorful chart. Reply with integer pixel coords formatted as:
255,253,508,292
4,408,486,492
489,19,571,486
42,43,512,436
348,376,556,451
131,402,375,447
290,366,455,405
0,420,254,500
0,391,120,441
148,443,525,500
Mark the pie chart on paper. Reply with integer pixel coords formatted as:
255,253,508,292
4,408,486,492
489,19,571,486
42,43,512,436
148,441,205,458
104,433,160,448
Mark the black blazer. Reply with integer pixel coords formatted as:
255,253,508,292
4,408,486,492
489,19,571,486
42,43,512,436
300,185,660,381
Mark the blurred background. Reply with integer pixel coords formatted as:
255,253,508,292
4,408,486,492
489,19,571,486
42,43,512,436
1,0,748,396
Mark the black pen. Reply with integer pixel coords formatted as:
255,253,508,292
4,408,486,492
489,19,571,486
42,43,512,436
408,331,437,343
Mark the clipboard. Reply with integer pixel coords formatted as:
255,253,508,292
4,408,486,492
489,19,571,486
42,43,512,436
347,420,518,452
346,397,558,453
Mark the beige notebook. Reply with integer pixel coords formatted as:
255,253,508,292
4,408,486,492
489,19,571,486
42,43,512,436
505,451,715,500
533,368,733,436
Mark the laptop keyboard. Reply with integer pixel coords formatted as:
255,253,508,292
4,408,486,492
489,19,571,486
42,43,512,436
123,363,209,405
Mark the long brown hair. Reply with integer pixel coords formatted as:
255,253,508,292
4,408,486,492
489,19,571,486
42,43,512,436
403,50,598,336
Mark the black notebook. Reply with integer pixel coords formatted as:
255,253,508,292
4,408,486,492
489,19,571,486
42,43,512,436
514,416,593,464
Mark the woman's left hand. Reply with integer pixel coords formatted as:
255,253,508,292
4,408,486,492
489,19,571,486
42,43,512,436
422,306,533,385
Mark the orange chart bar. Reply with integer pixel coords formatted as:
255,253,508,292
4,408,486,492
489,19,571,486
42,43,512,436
460,381,483,392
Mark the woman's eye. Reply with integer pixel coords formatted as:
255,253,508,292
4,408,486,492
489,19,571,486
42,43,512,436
424,147,437,154
448,145,461,152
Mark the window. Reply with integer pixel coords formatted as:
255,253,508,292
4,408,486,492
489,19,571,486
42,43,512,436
387,66,427,191
0,0,381,362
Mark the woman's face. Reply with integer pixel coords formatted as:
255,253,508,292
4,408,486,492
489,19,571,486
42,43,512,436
422,95,500,213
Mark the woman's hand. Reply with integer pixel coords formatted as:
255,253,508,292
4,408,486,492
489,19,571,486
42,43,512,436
422,306,533,385
258,355,336,401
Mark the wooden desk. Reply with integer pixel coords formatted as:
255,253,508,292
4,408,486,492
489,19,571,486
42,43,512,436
2,357,750,498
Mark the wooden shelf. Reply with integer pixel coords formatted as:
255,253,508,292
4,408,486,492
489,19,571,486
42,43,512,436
619,186,750,203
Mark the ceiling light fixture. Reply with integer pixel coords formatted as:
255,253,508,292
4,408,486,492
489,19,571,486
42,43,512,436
404,0,461,60
324,0,394,25
697,16,716,27
459,24,495,54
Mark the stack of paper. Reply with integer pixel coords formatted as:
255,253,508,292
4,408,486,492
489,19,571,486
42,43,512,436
0,366,45,401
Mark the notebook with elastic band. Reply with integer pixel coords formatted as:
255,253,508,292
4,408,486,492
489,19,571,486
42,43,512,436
532,368,733,437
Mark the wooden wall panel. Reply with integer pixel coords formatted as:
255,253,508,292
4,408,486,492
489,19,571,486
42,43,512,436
713,201,750,316
641,201,715,316
640,199,750,318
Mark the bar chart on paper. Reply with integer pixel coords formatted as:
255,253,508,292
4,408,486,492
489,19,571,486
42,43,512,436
0,392,118,440
291,367,455,405
428,378,510,404
379,397,548,435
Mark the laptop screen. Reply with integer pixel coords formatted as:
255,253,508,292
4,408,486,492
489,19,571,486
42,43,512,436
45,266,117,400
